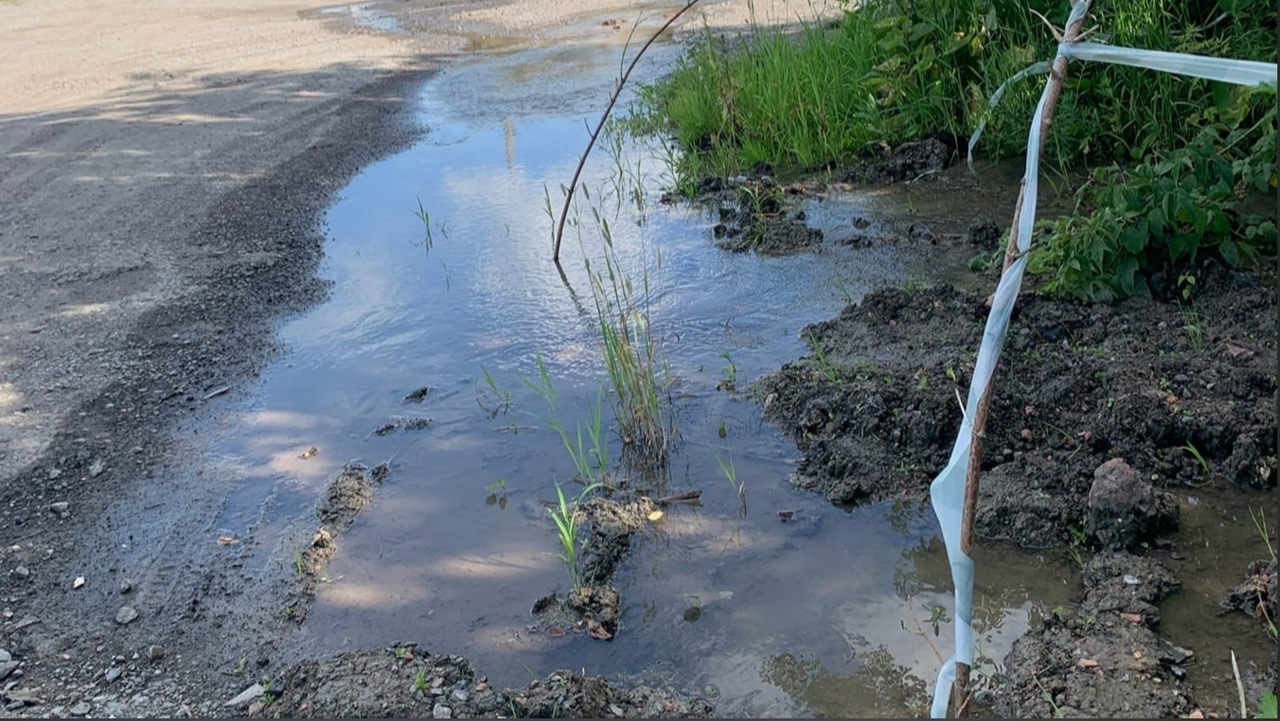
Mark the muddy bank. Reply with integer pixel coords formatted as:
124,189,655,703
756,269,1275,548
730,163,1277,713
250,642,714,718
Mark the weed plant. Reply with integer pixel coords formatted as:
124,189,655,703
547,481,603,591
522,355,611,485
583,217,672,466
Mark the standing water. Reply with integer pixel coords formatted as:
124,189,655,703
209,36,1073,717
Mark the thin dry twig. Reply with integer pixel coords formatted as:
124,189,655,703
552,0,700,263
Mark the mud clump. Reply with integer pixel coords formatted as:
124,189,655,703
757,273,1276,548
532,585,622,641
287,462,389,622
1220,557,1277,627
836,136,953,184
253,643,713,718
580,496,657,586
712,183,823,256
996,551,1193,718
530,496,656,640
1086,458,1179,551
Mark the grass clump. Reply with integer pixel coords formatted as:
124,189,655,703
547,481,602,591
584,217,673,466
640,0,1276,182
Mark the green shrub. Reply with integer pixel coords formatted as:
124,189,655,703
1029,99,1276,302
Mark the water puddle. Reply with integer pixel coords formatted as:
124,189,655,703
211,39,1075,716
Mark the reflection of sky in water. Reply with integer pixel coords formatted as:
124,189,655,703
210,41,1074,718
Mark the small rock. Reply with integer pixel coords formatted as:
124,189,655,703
115,607,138,625
49,502,69,517
451,688,469,702
69,701,90,716
0,650,11,663
73,577,85,590
119,579,133,595
146,645,165,661
104,667,122,683
48,468,62,480
248,700,265,715
1123,574,1140,585
10,567,28,580
224,683,264,708
0,661,19,680
88,460,104,478
432,703,453,719
1087,458,1178,550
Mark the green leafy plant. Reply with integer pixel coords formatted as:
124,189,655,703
547,481,603,591
485,478,508,509
477,365,512,418
1258,691,1278,719
1029,103,1276,302
717,351,737,392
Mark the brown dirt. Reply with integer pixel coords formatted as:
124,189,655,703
752,254,1277,715
253,643,714,718
756,268,1275,548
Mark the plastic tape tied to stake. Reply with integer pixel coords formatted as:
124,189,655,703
966,10,1278,168
932,1,1276,717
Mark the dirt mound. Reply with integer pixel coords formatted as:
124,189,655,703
995,551,1194,718
253,644,714,718
709,180,823,256
580,496,657,586
756,271,1276,548
835,136,956,184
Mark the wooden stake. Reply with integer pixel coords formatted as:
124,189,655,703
552,1,700,264
951,3,1086,717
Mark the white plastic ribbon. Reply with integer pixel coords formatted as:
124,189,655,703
928,1,1276,716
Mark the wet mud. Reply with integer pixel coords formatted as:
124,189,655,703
252,643,713,718
531,496,658,642
757,270,1275,546
750,222,1276,714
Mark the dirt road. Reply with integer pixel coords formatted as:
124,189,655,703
0,0,825,715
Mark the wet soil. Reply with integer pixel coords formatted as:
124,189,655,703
748,213,1277,714
254,642,713,718
757,268,1275,543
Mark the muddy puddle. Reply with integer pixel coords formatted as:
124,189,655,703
207,37,1092,717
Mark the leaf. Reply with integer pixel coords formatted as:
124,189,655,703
647,510,665,521
1258,690,1277,718
1119,227,1147,254
1219,240,1241,267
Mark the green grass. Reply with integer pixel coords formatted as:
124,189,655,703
547,481,603,591
718,454,746,516
522,355,611,485
640,0,1276,183
584,218,672,465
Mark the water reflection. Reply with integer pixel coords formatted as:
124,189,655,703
209,38,1070,718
